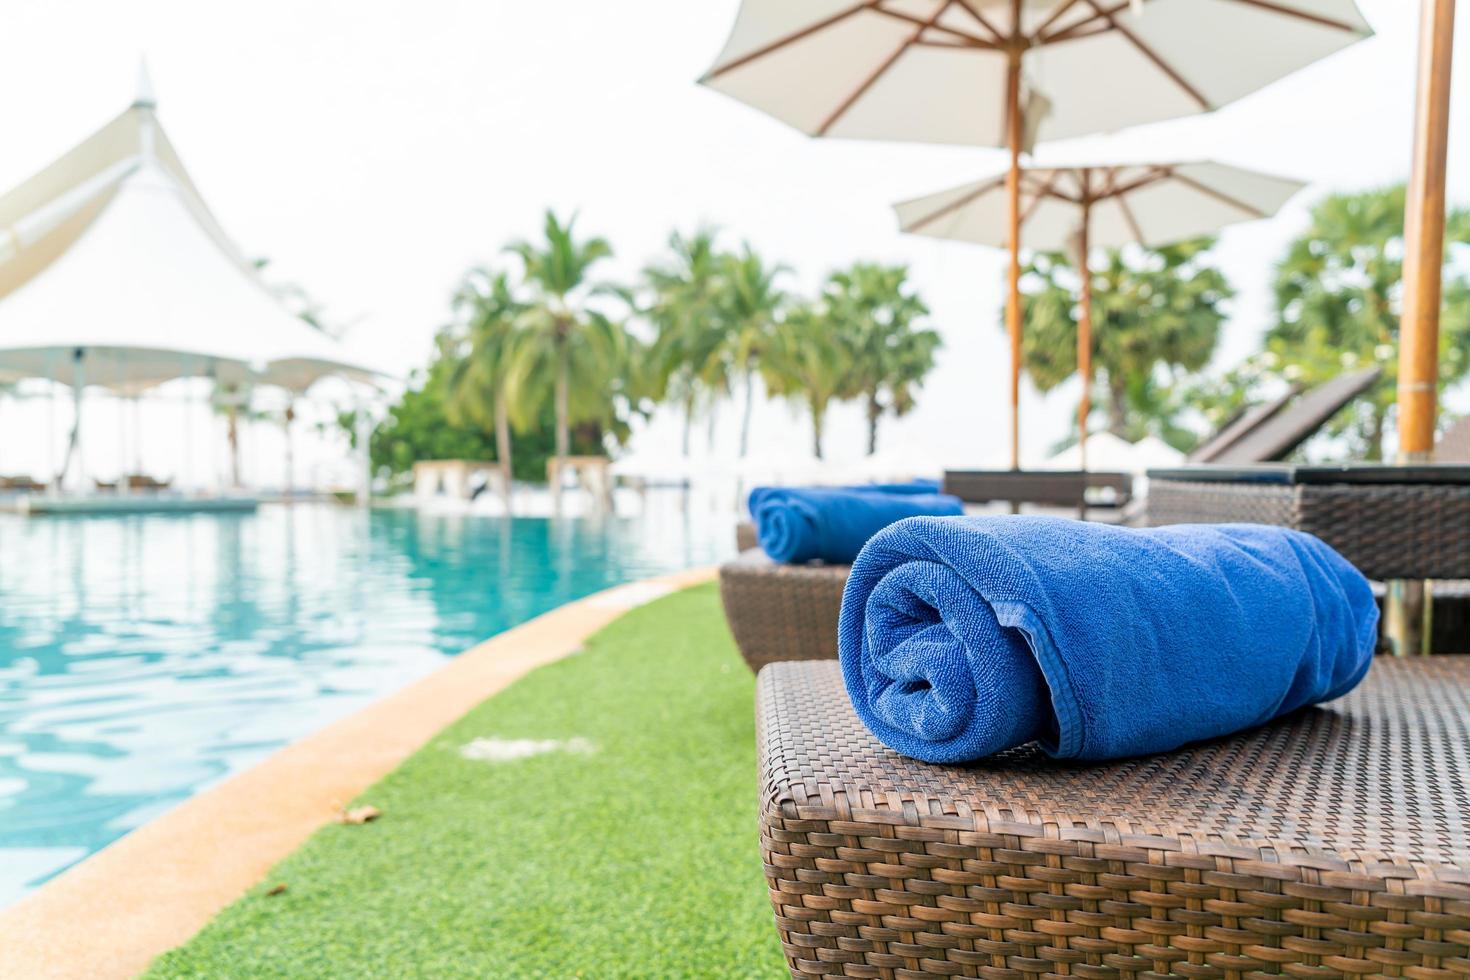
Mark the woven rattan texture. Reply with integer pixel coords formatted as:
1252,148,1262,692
1145,480,1470,581
757,658,1470,979
945,472,1132,509
720,551,848,672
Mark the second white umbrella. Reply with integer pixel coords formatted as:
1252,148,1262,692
896,161,1305,466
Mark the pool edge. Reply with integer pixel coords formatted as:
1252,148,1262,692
0,565,719,980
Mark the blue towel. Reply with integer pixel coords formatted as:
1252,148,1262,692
750,484,963,564
838,516,1378,763
747,479,941,519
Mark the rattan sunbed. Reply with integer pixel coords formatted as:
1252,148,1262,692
757,657,1470,979
720,372,1390,673
720,549,846,672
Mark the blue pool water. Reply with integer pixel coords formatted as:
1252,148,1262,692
0,503,731,905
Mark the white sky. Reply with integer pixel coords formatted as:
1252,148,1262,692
0,0,1466,484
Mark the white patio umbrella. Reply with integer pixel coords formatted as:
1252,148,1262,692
895,161,1305,466
700,0,1371,467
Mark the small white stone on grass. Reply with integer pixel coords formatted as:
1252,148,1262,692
459,737,597,763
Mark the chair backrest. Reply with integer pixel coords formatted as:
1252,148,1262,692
1205,367,1382,465
1188,384,1302,463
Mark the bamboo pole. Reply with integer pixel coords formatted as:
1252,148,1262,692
1005,54,1023,471
1390,0,1456,658
1398,0,1456,460
1076,201,1093,473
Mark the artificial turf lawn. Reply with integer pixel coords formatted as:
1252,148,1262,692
147,582,786,978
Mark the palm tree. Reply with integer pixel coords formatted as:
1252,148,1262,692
446,266,525,498
1269,187,1470,459
822,263,941,455
643,227,729,455
1016,238,1230,446
714,245,788,458
210,383,255,488
761,305,856,459
505,210,615,481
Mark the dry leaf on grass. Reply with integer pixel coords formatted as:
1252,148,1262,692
265,883,287,896
338,805,382,825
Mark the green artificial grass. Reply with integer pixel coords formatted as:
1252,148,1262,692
148,583,785,979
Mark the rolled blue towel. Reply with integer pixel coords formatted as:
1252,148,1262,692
750,485,963,564
747,479,941,519
838,516,1378,763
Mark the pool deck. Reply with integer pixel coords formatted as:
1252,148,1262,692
0,565,717,980
4,493,262,516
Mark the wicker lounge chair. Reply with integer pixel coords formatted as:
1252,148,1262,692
1187,367,1380,466
721,370,1385,672
720,550,846,672
757,657,1470,979
941,469,1132,514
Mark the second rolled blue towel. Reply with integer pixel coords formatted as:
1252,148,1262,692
750,483,963,564
838,516,1378,763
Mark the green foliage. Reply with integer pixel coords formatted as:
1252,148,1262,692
758,263,941,459
714,245,790,458
760,304,857,458
145,585,783,979
1015,237,1232,448
1263,186,1470,459
372,219,942,479
369,346,587,484
820,263,940,455
642,227,731,452
505,210,640,461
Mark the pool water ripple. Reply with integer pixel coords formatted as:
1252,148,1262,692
0,503,728,905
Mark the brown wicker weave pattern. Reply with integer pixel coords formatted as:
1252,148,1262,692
758,659,1470,979
945,471,1133,509
719,551,848,672
1146,480,1470,581
1145,481,1298,528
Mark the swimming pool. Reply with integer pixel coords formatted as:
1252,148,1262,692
0,503,732,905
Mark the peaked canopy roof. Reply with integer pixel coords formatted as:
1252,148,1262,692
0,80,381,392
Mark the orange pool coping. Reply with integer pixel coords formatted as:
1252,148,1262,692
0,566,718,980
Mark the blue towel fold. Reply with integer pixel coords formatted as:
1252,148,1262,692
747,479,941,519
838,516,1378,763
750,484,963,564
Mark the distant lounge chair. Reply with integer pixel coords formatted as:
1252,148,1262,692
1186,366,1381,464
941,468,1132,514
720,369,1384,671
756,657,1470,979
125,474,172,492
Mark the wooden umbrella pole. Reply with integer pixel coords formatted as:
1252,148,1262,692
1076,201,1093,474
1398,0,1456,461
1390,0,1455,658
1005,54,1023,471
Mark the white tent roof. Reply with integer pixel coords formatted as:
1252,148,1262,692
0,82,381,392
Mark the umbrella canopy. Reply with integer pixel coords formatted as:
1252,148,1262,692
701,1,1372,146
895,161,1305,251
701,0,1371,467
896,160,1304,467
0,79,382,393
